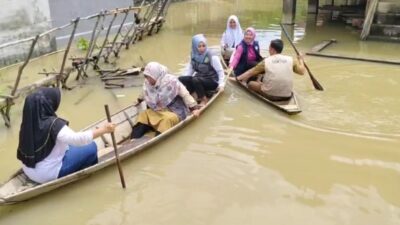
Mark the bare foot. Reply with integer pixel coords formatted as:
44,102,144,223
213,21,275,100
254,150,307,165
199,97,208,106
228,77,237,82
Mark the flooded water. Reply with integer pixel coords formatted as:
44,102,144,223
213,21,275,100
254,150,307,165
1,0,400,224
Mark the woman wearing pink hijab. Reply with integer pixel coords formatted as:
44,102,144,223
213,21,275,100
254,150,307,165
229,27,263,77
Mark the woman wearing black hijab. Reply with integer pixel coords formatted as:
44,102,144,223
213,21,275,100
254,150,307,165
17,88,115,183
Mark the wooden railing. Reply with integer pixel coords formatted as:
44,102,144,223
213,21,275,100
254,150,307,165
0,0,171,128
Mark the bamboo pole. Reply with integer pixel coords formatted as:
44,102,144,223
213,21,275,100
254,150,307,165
0,2,167,127
82,12,101,21
105,6,141,15
70,11,102,81
0,37,34,49
82,13,102,70
148,0,169,35
104,9,130,61
93,12,118,69
58,17,80,87
104,104,126,189
39,22,73,37
162,0,172,18
11,35,40,96
83,11,107,73
125,15,141,46
120,13,139,50
146,0,163,32
136,0,159,41
2,35,40,127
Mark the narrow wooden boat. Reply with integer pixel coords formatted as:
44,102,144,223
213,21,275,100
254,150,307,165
0,69,228,205
229,75,301,115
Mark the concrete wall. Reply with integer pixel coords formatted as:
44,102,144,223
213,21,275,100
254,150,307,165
49,0,133,27
0,0,54,66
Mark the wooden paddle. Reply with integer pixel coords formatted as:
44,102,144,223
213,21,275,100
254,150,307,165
280,23,324,91
104,105,126,189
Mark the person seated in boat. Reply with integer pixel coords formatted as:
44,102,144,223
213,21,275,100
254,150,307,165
131,62,201,139
17,88,115,184
236,39,306,101
221,15,243,64
179,34,225,106
228,27,263,77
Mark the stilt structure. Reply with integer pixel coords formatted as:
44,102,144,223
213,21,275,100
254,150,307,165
367,0,400,41
311,0,399,41
308,0,319,14
361,0,379,40
282,0,297,25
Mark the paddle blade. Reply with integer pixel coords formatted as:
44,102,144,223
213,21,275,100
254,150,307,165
304,64,324,91
310,74,324,91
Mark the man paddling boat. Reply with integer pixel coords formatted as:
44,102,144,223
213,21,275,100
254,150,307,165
235,39,306,101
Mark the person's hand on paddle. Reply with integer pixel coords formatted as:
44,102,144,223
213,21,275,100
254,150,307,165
93,122,116,138
103,122,116,133
218,86,224,93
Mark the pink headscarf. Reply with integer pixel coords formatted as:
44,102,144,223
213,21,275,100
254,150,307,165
244,27,256,44
143,62,180,111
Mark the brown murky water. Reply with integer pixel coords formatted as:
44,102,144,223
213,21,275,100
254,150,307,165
0,0,400,224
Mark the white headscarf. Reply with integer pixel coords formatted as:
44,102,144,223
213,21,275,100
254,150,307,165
143,62,180,111
222,15,243,48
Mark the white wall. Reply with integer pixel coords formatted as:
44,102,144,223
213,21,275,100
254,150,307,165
0,0,54,66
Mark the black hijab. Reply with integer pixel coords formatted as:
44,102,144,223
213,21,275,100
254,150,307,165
17,88,68,168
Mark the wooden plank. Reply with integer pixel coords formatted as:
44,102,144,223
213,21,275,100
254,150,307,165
306,52,400,65
310,39,337,52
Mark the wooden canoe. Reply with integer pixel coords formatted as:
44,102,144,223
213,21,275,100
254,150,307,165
0,70,228,205
229,76,301,115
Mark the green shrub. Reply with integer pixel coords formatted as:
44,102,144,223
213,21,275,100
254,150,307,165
77,37,90,51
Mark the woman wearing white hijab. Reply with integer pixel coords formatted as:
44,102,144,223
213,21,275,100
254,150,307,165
221,15,243,63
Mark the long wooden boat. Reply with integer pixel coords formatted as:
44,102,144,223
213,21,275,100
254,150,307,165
0,69,228,205
229,76,301,115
